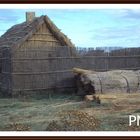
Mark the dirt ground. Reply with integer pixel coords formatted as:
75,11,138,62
0,92,140,131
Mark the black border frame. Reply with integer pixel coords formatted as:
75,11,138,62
0,0,139,3
0,136,140,139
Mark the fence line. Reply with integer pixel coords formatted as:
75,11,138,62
1,46,140,93
1,55,140,60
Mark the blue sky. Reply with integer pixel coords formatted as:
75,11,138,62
0,9,140,48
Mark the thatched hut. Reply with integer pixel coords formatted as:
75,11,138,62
0,12,76,96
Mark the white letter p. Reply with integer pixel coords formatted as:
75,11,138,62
129,115,136,126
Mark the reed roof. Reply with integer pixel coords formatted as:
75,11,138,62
0,15,75,48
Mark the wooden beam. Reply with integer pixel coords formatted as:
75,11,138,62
0,46,10,50
4,70,72,75
12,86,75,92
10,55,140,61
28,39,59,42
0,57,10,60
14,50,55,52
34,33,53,36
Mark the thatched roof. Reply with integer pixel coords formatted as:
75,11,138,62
0,15,75,49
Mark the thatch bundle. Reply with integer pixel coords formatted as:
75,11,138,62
73,68,140,95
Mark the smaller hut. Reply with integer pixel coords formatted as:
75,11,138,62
73,68,140,95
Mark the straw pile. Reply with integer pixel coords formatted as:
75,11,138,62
46,110,99,131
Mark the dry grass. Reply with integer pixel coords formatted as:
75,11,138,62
0,93,140,131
